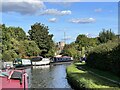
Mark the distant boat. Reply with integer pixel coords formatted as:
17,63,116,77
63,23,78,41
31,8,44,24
0,69,28,89
52,55,73,62
13,58,32,68
31,56,50,66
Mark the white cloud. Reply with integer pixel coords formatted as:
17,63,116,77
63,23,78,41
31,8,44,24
69,18,96,24
1,0,45,15
94,8,102,12
40,9,71,15
86,33,97,38
1,0,72,16
40,0,81,2
48,18,57,22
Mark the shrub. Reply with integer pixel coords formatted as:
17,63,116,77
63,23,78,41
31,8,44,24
2,50,19,61
3,51,13,61
86,41,120,76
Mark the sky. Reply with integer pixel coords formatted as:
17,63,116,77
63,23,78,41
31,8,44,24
0,0,119,43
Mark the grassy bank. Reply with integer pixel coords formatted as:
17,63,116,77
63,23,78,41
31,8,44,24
66,63,120,89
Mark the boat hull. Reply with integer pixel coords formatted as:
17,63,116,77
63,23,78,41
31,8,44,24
32,58,50,66
0,70,28,89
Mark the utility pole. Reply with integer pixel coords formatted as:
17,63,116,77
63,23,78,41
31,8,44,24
64,32,66,44
62,32,72,44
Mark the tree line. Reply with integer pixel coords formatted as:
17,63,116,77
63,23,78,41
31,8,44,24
0,23,55,61
1,21,119,70
61,29,118,60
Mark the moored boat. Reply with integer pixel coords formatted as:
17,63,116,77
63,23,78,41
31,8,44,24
31,56,50,66
52,55,73,62
13,58,32,68
0,69,28,89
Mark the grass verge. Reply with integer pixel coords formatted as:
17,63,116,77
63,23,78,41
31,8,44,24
66,63,120,90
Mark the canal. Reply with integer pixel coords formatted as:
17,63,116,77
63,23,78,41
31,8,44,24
25,62,72,89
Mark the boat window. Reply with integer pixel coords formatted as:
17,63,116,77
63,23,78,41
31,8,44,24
18,61,22,64
10,71,22,80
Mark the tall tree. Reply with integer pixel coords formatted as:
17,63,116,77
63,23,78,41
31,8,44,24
8,27,27,41
28,22,54,57
75,34,98,50
1,24,40,61
75,34,88,50
98,29,116,43
61,43,80,60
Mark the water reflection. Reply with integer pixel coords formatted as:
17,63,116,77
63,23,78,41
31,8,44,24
32,65,50,69
25,63,71,88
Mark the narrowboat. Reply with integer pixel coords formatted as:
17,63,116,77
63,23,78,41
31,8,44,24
52,55,73,62
13,58,32,68
0,69,28,89
31,56,50,66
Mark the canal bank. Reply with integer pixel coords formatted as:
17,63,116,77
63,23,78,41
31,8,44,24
66,63,120,89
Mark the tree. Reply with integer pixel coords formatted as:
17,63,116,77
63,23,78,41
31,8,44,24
21,40,41,57
75,34,98,50
62,44,80,60
2,50,18,61
75,34,87,51
28,22,54,57
1,24,41,61
98,29,116,43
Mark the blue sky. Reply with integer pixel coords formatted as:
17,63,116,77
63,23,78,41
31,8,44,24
1,1,118,43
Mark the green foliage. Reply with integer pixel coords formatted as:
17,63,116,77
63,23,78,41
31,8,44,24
66,64,119,89
28,22,55,57
46,49,55,57
75,34,88,50
3,51,12,61
1,24,41,61
86,40,120,77
81,47,85,57
2,50,18,61
2,25,27,42
21,40,41,56
98,29,116,43
62,43,80,60
75,34,99,51
109,43,120,76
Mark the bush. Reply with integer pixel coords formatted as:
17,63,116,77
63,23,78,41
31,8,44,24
3,51,13,61
109,44,120,76
2,50,19,61
86,41,120,77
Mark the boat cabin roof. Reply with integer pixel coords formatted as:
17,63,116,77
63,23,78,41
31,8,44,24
31,56,43,61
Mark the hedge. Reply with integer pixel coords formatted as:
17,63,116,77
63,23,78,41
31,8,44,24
86,41,120,77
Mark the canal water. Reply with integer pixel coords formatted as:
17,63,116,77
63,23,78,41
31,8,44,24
25,63,72,88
